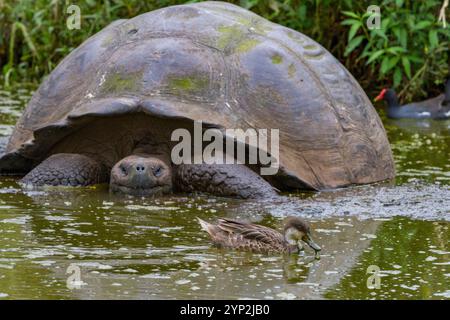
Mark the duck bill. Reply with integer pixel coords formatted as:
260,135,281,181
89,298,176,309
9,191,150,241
303,233,321,252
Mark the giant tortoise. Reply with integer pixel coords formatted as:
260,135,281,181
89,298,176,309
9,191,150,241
0,1,395,198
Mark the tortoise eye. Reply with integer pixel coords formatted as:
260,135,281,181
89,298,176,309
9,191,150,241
120,165,127,175
153,166,163,177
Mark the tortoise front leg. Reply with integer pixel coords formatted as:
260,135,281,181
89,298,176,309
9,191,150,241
21,153,107,186
174,164,278,199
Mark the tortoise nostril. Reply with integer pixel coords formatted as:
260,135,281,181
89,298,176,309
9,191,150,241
135,164,146,173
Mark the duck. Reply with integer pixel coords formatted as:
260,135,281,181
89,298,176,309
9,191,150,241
374,79,450,119
197,216,321,255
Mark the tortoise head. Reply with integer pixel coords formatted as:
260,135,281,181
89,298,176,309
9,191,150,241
283,216,321,253
110,154,172,196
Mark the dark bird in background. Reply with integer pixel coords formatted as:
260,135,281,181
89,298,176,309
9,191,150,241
374,79,450,119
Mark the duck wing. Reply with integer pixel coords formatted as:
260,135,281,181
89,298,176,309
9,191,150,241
216,218,285,245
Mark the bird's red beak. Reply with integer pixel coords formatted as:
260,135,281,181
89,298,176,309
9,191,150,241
374,88,387,102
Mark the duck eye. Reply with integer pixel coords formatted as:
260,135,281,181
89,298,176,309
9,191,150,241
153,166,163,177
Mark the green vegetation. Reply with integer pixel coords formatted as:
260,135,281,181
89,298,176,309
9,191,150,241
1,0,449,101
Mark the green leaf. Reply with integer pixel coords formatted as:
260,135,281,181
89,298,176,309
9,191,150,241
366,49,385,65
407,55,424,64
402,56,411,78
342,11,360,19
387,56,400,72
348,21,362,41
380,56,390,74
385,46,407,55
414,21,432,30
344,35,364,56
399,28,408,48
395,0,404,8
341,18,360,26
380,56,399,74
393,67,403,87
381,17,390,30
429,30,438,48
371,29,388,41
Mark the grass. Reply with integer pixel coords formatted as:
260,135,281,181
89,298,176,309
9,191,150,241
0,0,449,101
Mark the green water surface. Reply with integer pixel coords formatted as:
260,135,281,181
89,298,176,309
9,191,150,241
0,86,448,300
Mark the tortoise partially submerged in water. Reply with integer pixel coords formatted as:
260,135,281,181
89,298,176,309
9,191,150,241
0,2,394,198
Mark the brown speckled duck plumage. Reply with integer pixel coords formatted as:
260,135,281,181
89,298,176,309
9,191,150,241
197,216,321,254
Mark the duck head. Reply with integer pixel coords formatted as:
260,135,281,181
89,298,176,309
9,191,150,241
283,216,321,253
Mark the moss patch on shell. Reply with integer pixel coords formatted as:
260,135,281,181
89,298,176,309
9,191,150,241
101,69,144,93
288,63,296,78
217,24,260,53
167,74,209,93
271,54,283,64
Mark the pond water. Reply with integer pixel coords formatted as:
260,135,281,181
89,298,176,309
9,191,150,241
0,85,448,300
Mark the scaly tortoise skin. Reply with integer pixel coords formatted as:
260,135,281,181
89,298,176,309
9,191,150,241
0,1,394,197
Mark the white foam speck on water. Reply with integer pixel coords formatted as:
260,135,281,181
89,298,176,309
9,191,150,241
264,273,283,279
297,282,320,287
0,264,14,270
276,292,296,300
135,225,159,230
24,248,60,259
266,269,283,273
362,233,377,239
425,256,437,262
191,286,200,291
0,205,16,209
31,260,56,266
315,228,341,234
123,268,138,273
175,279,191,285
324,270,339,275
259,257,280,262
140,273,171,279
61,228,93,236
429,249,449,255
159,226,184,232
76,262,113,270
400,284,420,291
0,293,8,298
379,270,402,276
45,216,74,222
434,290,450,298
1,215,31,225
433,261,450,265
335,222,353,227
125,205,179,211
